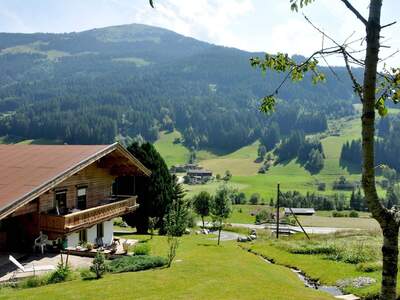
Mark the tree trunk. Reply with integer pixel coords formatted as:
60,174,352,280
217,227,221,245
201,216,205,228
361,1,399,299
381,224,400,299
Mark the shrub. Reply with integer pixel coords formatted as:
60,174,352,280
133,242,151,255
317,182,326,191
107,255,167,273
90,251,106,279
356,261,382,272
47,262,72,284
332,211,347,218
249,193,261,205
349,211,359,218
186,210,197,228
255,208,273,224
287,243,338,255
19,275,49,289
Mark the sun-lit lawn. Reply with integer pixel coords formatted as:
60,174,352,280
153,131,189,167
0,234,335,300
155,119,389,204
200,141,261,176
183,181,248,199
297,215,380,230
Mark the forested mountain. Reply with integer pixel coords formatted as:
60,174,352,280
0,24,361,151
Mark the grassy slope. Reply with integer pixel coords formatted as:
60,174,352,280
154,116,389,202
0,136,63,145
246,240,382,298
153,131,189,167
0,234,334,300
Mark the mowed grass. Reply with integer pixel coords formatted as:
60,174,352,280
0,234,334,300
154,131,189,167
298,215,380,230
183,181,248,199
200,141,262,176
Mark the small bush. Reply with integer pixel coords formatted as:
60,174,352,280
349,211,359,218
317,182,326,191
288,243,338,255
356,262,382,273
19,275,49,289
249,193,260,205
107,255,167,273
133,243,151,255
90,251,106,279
332,211,347,218
255,208,273,224
47,262,72,284
186,210,197,228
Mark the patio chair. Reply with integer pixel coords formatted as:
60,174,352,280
8,255,55,281
33,231,48,254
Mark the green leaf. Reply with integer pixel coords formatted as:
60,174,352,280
260,96,276,114
378,106,388,117
149,0,154,8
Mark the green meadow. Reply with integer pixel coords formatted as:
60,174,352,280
154,115,373,202
0,234,335,300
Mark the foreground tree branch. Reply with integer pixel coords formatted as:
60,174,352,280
340,0,368,25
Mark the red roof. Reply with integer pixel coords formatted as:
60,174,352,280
0,143,150,219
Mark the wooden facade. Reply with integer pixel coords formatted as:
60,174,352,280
40,196,137,239
0,144,149,251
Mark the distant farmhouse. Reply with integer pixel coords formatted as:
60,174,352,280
0,143,150,252
170,163,213,185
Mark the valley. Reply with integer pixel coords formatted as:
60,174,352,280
154,113,387,201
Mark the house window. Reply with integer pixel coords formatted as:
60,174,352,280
54,190,67,215
76,187,87,210
79,229,87,244
97,223,104,239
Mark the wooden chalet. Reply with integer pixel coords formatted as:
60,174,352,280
0,143,150,251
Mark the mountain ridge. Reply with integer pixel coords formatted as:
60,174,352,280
0,23,361,151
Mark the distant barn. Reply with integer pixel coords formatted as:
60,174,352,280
284,208,315,216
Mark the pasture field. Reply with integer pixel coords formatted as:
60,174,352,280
156,116,389,205
0,234,334,300
153,131,190,166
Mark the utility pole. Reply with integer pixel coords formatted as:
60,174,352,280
276,183,280,239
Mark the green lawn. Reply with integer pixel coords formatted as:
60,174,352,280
297,215,380,230
154,131,189,167
183,181,248,199
0,234,334,300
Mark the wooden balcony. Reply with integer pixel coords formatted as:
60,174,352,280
40,196,138,235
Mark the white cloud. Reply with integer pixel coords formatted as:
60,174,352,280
132,0,254,46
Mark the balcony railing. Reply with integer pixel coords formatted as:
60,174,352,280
40,196,137,235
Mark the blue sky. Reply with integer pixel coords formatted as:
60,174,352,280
0,0,399,66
